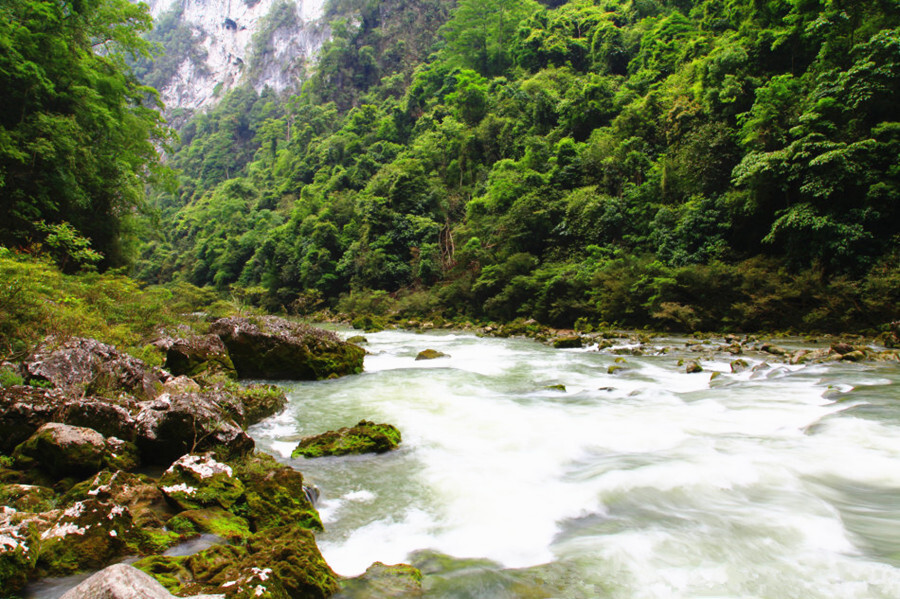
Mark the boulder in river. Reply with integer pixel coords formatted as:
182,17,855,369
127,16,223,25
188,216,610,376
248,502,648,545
292,420,401,458
209,316,364,380
135,392,254,464
552,335,583,349
415,349,448,360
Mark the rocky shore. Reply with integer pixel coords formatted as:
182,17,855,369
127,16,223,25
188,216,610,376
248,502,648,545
0,316,389,599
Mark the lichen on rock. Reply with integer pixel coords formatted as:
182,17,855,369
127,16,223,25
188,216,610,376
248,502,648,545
159,453,245,512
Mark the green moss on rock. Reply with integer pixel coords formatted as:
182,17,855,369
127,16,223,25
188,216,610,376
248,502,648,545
292,421,401,458
339,562,424,598
232,453,323,532
167,507,251,542
415,349,448,361
159,453,245,511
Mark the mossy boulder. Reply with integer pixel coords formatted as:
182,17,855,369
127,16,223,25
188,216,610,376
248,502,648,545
36,498,142,576
232,453,322,532
235,526,339,599
63,470,176,533
339,562,424,598
0,506,39,593
167,507,251,542
415,349,448,361
165,334,237,382
730,359,750,373
12,423,138,479
1,484,55,512
210,316,365,380
159,453,245,512
292,421,401,458
139,525,338,599
231,383,288,426
685,360,704,373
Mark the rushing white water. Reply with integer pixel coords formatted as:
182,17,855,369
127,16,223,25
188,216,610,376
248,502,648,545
250,329,900,598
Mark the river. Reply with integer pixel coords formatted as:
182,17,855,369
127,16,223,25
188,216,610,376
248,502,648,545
250,328,900,598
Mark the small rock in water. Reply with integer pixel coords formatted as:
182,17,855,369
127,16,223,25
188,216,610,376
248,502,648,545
415,349,448,361
292,421,401,458
685,360,703,373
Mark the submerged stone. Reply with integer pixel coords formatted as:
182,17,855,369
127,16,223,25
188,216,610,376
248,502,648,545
292,421,401,458
339,562,424,598
210,316,364,380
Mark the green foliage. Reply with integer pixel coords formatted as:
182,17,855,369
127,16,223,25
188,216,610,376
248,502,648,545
0,0,171,267
135,0,900,333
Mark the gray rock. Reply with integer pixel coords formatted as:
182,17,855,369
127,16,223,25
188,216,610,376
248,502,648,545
23,337,165,400
59,563,223,599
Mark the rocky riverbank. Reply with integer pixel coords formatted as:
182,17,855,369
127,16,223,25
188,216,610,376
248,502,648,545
0,316,381,598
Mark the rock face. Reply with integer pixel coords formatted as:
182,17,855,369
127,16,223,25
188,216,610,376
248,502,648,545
23,337,164,400
59,563,223,599
292,420,401,458
210,316,365,380
141,0,328,113
340,562,424,598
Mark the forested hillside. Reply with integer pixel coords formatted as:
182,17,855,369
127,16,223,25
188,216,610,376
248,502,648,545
120,0,900,331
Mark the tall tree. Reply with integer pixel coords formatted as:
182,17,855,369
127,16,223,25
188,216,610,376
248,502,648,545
0,0,169,268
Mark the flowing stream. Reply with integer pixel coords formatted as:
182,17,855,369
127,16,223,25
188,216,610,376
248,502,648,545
249,329,900,598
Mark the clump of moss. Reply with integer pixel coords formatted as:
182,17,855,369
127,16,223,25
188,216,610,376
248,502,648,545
167,507,251,542
292,421,401,458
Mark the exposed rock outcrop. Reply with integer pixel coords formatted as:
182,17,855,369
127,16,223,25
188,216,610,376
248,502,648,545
12,423,138,479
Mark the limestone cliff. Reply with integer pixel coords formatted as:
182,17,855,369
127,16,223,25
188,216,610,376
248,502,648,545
139,0,328,112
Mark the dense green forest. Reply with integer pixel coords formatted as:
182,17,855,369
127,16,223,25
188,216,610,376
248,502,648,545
0,0,170,269
3,0,899,333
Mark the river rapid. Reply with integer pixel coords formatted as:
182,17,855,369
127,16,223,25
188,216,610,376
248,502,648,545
250,329,900,599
